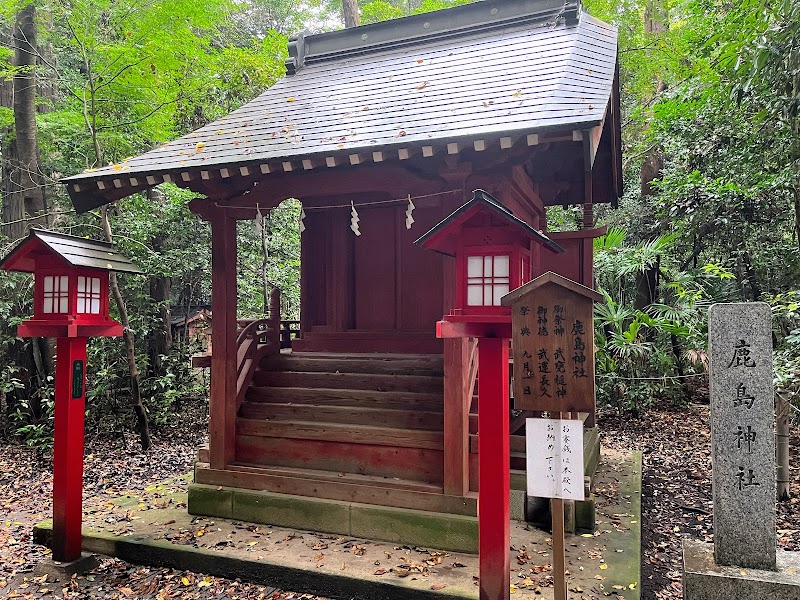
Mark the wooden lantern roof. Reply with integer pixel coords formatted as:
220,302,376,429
415,189,565,256
0,229,143,274
62,0,621,214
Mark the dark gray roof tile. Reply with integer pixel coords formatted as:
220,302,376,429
64,4,618,212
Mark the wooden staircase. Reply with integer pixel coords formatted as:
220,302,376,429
192,352,484,514
237,353,445,482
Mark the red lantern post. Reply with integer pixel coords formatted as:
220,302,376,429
416,190,564,599
0,230,141,566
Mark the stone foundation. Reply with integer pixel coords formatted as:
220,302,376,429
683,540,800,600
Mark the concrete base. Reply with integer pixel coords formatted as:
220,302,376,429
30,448,640,600
188,484,479,553
33,554,99,581
683,540,800,600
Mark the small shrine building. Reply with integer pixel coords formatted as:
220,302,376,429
62,0,621,549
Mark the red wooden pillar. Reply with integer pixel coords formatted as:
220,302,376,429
477,337,510,600
52,336,88,562
443,338,469,496
210,207,238,469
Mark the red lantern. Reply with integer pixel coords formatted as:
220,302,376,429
0,230,139,337
0,229,141,566
415,189,563,322
416,190,564,599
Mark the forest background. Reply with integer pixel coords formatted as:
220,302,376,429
0,0,798,449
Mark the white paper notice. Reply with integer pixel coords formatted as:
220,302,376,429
526,418,584,501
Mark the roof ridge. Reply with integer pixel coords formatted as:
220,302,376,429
30,227,114,249
287,0,580,74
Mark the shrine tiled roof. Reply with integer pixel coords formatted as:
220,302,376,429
63,0,618,212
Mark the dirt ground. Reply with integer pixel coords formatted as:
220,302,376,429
599,403,800,600
1,400,797,599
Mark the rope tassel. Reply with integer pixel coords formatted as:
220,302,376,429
405,194,415,230
350,200,361,236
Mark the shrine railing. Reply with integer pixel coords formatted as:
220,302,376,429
235,317,276,406
279,319,301,348
191,289,283,407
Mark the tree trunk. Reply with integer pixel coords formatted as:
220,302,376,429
342,0,360,28
4,4,48,242
0,9,52,424
148,271,172,378
146,189,172,378
640,1,668,199
776,393,791,501
101,206,152,451
792,65,799,253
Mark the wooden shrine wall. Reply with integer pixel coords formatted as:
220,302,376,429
296,200,444,353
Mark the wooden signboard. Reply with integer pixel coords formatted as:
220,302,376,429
502,271,603,413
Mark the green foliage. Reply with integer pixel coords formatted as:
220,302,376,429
360,0,474,24
1,0,304,445
361,1,404,24
592,226,739,413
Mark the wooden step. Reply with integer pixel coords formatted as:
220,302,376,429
237,418,443,450
245,386,443,411
235,434,443,483
230,462,442,493
195,462,476,516
253,370,443,393
260,354,444,376
239,402,444,430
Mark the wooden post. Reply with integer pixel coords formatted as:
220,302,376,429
551,497,567,600
777,393,791,501
583,146,596,429
268,288,281,354
550,410,571,600
443,338,469,496
52,336,88,562
478,337,510,600
210,207,237,469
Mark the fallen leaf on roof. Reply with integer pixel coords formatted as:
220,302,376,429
287,97,296,102
415,81,428,90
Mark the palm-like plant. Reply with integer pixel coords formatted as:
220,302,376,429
593,228,737,412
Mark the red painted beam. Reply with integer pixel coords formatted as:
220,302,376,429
52,337,88,562
210,206,238,468
477,337,510,600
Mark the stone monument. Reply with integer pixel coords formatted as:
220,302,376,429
683,302,800,599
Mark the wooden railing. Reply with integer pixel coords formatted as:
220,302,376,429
234,318,275,406
192,289,283,407
279,320,301,348
234,289,282,407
